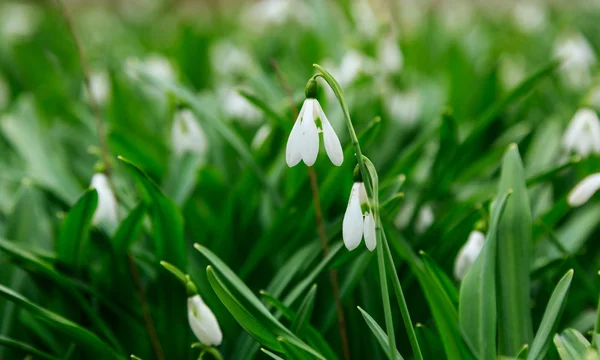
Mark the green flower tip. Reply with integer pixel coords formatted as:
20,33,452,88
508,143,518,151
185,275,198,297
305,78,318,99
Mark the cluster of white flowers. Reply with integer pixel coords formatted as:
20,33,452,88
553,32,596,89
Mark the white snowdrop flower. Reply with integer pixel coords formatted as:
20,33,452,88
172,109,208,157
438,0,473,35
210,42,255,80
512,2,546,34
0,2,40,43
242,0,310,31
351,0,380,40
454,230,485,280
554,33,596,89
343,182,376,251
415,205,434,234
90,173,118,232
377,35,403,75
251,124,272,150
326,50,375,87
188,294,222,346
218,87,261,124
144,55,175,83
384,90,422,126
286,80,343,167
87,70,110,106
567,173,600,207
562,108,600,157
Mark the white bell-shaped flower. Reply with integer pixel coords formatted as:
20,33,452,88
563,108,600,157
415,205,434,234
188,294,222,346
286,80,343,167
342,182,376,251
171,109,208,157
453,230,485,280
553,33,596,89
90,173,118,232
567,173,600,207
377,34,403,75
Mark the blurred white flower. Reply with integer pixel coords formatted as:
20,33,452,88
377,35,403,75
343,182,376,251
188,294,222,346
172,109,208,157
438,0,473,35
210,42,255,79
454,230,485,280
251,124,272,150
218,87,261,124
352,0,380,39
0,75,10,109
415,205,434,234
286,97,343,167
242,0,310,32
90,173,118,233
512,2,547,34
384,90,422,126
554,33,596,89
0,2,40,43
87,71,110,106
125,55,176,83
323,50,376,87
499,54,526,90
563,108,600,157
568,173,600,207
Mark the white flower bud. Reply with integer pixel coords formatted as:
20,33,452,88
188,295,222,346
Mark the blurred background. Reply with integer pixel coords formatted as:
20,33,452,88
1,0,600,359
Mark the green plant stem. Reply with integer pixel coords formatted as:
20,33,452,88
314,64,423,360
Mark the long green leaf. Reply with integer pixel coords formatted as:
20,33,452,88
56,188,98,269
357,307,404,360
459,191,510,359
111,203,146,253
554,329,592,360
497,144,534,355
291,284,317,333
0,336,60,360
527,269,574,360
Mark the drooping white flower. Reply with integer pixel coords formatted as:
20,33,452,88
171,109,208,157
384,90,422,126
90,173,118,232
0,2,40,43
343,182,376,251
241,0,310,32
325,50,375,87
512,2,547,34
210,42,255,80
415,205,434,234
377,35,403,75
567,173,600,207
285,83,343,167
454,230,486,280
562,108,600,157
125,55,175,83
554,33,596,89
188,294,222,346
218,87,261,124
351,0,380,40
87,70,110,106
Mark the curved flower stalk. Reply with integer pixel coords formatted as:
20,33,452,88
563,108,600,157
343,181,376,251
454,230,486,280
90,173,118,233
285,78,343,167
567,173,600,207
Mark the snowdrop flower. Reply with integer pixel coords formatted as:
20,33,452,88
384,90,422,126
218,87,261,124
351,0,380,40
415,205,434,234
242,0,310,32
0,2,40,43
90,173,118,232
210,42,255,80
125,55,175,83
554,33,596,89
188,294,222,346
453,230,485,280
567,173,600,207
286,79,343,167
377,35,403,75
87,70,110,106
512,2,546,34
563,108,600,157
343,181,376,251
172,109,208,157
325,50,375,87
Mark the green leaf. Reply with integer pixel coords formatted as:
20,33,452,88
497,144,534,355
56,188,98,269
237,89,287,130
0,336,61,360
260,348,284,360
415,323,445,360
291,284,317,333
527,270,574,360
111,203,146,253
357,307,404,360
459,191,510,359
554,329,592,360
422,251,458,306
0,284,121,359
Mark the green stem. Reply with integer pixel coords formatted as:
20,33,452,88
314,64,423,360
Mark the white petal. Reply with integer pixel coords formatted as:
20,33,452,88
358,182,368,205
301,99,319,166
317,101,344,166
285,103,306,167
567,173,600,207
563,108,600,156
172,110,208,156
415,205,434,234
188,295,223,346
363,212,376,251
343,183,364,251
90,173,118,233
453,230,485,280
